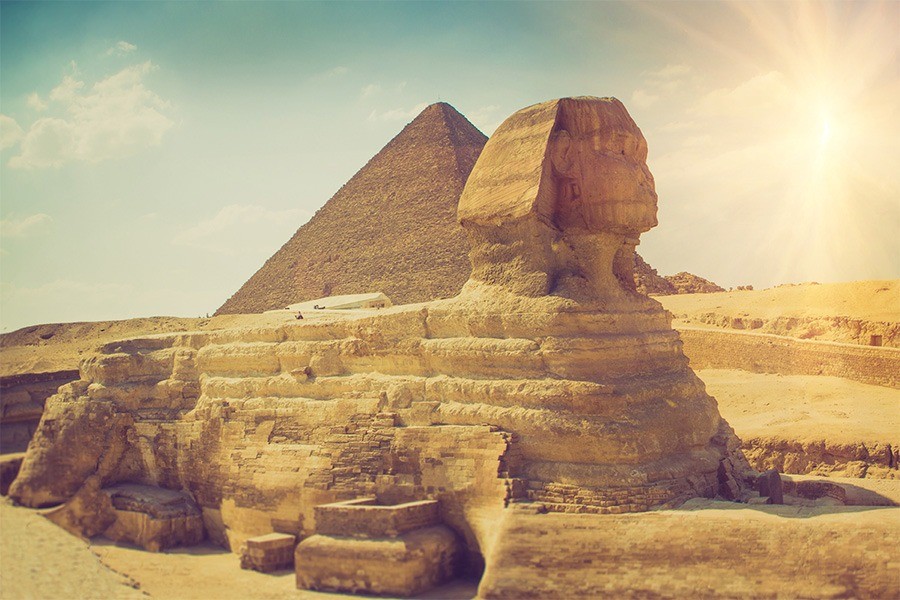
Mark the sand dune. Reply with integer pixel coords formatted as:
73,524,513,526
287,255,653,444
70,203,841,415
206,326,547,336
659,280,899,346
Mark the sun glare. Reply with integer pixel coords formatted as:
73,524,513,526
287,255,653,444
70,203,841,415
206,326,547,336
818,118,832,147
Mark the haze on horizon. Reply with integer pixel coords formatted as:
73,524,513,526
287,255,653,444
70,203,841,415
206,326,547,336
1,1,898,332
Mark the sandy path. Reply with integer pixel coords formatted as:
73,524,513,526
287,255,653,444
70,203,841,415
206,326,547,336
0,498,144,600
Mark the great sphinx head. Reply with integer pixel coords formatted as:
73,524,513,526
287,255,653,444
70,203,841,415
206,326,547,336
458,97,658,302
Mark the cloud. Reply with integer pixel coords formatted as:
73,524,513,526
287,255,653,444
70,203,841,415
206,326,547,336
659,120,695,133
0,213,51,238
27,93,48,112
48,74,85,103
367,102,429,122
8,61,174,169
631,64,692,111
173,204,312,256
646,64,692,80
631,89,659,109
8,118,74,168
327,66,349,77
694,71,791,117
466,105,501,134
467,104,498,123
106,40,137,56
361,83,382,99
0,114,25,150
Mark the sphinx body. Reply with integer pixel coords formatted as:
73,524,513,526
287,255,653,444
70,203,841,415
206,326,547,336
10,98,750,563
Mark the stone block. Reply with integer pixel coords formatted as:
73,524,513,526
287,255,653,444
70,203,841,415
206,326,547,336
0,453,25,495
314,497,440,538
101,484,205,552
240,532,296,573
756,469,784,504
296,525,459,597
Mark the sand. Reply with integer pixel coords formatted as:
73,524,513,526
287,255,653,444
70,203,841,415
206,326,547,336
3,492,898,600
0,497,143,600
659,280,899,322
659,280,900,346
699,368,899,445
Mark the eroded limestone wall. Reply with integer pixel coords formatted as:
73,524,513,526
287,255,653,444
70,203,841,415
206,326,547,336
0,370,79,453
12,295,744,557
478,505,900,599
677,327,900,388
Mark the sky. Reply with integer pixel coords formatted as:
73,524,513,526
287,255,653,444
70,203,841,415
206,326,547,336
1,1,898,331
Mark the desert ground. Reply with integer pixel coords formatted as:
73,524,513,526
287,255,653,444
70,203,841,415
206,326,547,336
1,280,897,599
3,490,899,600
659,279,899,346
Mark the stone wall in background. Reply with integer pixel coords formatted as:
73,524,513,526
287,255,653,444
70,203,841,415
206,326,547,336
677,327,900,388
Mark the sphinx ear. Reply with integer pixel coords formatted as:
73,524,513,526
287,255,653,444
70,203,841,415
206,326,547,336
550,130,575,177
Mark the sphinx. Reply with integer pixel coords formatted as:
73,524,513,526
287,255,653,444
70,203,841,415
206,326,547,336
10,97,750,566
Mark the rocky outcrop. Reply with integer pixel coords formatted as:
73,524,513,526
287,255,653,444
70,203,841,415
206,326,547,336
741,438,897,479
686,313,900,347
0,370,80,453
665,271,726,294
633,254,676,295
660,281,900,347
11,99,751,577
476,503,900,599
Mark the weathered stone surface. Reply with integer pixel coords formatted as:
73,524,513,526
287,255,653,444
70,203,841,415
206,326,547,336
756,469,784,504
0,453,24,496
678,327,900,388
42,483,204,552
314,498,440,538
634,254,677,295
476,503,900,599
296,525,460,597
10,99,751,582
665,272,726,294
101,484,204,551
296,497,458,595
240,532,295,572
0,370,79,453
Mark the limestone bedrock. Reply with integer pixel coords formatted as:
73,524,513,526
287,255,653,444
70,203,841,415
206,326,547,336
10,97,751,566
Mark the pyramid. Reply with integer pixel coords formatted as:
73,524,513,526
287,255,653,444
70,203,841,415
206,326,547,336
215,103,487,315
216,103,712,315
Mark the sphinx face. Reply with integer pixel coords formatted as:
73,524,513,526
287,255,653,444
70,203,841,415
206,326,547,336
574,121,659,236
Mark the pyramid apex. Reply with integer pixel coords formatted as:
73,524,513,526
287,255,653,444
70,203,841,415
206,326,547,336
411,101,468,122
